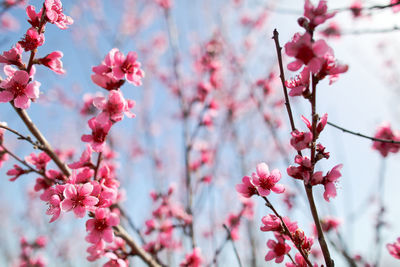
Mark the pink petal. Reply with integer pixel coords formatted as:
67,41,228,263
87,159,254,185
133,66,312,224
14,95,30,109
0,91,14,103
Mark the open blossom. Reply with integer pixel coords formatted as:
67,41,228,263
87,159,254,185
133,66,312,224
60,183,99,218
0,70,40,109
180,247,203,267
91,49,125,90
312,164,343,201
0,43,23,66
41,184,65,222
290,130,313,151
320,216,341,233
387,238,400,259
372,122,400,157
44,0,73,29
285,67,310,97
103,252,127,267
69,145,93,169
38,51,65,74
285,33,331,73
156,0,173,9
287,155,312,182
25,152,51,171
19,27,45,51
81,118,112,152
93,90,135,124
303,0,335,29
265,236,291,263
316,54,348,84
235,175,257,198
86,208,119,244
26,5,42,28
113,50,145,86
252,163,285,196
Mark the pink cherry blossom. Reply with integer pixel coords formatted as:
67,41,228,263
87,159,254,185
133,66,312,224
286,253,311,267
113,50,145,86
81,118,112,152
7,164,26,181
265,236,291,263
69,145,93,169
387,238,400,259
156,0,173,9
93,90,135,124
60,183,99,218
235,175,257,198
312,164,343,201
372,122,400,157
38,51,65,74
287,155,312,182
86,208,120,244
0,70,40,109
0,43,23,66
44,0,74,29
290,130,313,151
350,1,362,17
42,184,65,222
19,27,45,51
303,0,335,29
321,216,341,233
252,162,285,196
180,247,203,267
285,33,331,73
103,252,128,267
285,67,310,97
26,5,42,28
25,152,51,171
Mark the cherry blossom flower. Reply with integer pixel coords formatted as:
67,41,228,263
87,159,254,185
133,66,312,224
312,164,343,201
372,122,400,157
113,50,145,86
180,247,203,267
290,130,313,151
285,33,331,73
25,152,51,171
7,164,26,181
350,1,362,17
287,155,312,182
235,175,257,198
69,145,93,169
60,183,98,218
44,0,74,29
285,253,310,267
252,162,285,196
41,184,65,222
93,90,135,124
156,0,173,9
387,238,400,259
285,67,310,97
91,49,125,91
103,252,127,267
321,216,341,233
19,27,45,52
265,236,291,263
0,43,23,66
303,0,335,29
86,208,120,244
0,70,40,109
261,215,299,237
37,51,65,74
81,118,112,152
316,54,348,84
26,5,42,28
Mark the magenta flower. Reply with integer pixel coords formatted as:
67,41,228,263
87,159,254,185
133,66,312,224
285,253,310,267
285,67,310,97
26,5,42,28
38,51,65,74
41,184,65,222
0,70,40,109
93,90,135,124
0,43,23,66
312,164,343,201
285,33,331,73
287,155,312,182
7,164,26,181
60,183,99,218
104,252,128,267
180,247,203,267
235,175,257,198
372,122,400,157
44,0,73,29
290,130,313,151
113,50,145,86
304,0,335,29
252,163,285,197
387,238,400,259
19,27,45,52
85,208,119,244
25,152,51,171
265,236,291,263
260,214,281,232
81,118,112,152
321,216,341,233
91,49,125,91
156,0,173,9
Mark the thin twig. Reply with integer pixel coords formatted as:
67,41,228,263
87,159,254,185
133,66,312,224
223,224,243,267
0,124,45,150
327,121,400,144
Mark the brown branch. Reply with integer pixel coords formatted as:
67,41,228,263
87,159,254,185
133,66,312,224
0,124,45,150
222,224,243,267
263,197,313,267
327,121,400,144
114,225,163,267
